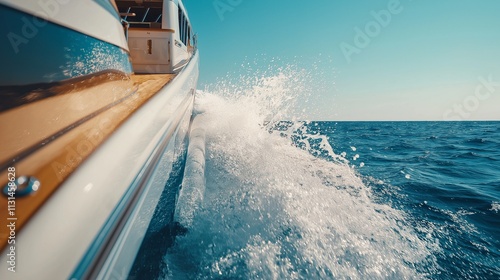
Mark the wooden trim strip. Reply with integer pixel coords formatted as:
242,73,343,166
0,87,136,172
0,70,130,112
0,74,135,167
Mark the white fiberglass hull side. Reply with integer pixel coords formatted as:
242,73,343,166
0,51,199,280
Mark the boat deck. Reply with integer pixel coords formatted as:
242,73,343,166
131,73,175,91
0,73,176,249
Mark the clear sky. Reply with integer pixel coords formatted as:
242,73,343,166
183,0,500,121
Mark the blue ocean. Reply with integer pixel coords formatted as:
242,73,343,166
298,121,500,279
160,71,499,279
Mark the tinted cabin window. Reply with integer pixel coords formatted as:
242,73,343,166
175,6,191,46
183,13,186,44
118,6,162,28
184,18,188,45
178,8,183,43
182,15,186,44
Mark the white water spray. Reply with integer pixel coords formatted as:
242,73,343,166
164,65,436,279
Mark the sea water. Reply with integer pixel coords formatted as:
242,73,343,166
162,68,499,279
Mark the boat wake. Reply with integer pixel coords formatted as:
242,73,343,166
162,66,437,279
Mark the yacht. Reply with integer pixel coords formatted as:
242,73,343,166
0,0,199,278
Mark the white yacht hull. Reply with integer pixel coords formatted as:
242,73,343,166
0,51,199,280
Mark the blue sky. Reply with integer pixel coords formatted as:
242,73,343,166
183,0,500,120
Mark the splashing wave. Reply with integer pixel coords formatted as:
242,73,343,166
163,67,437,279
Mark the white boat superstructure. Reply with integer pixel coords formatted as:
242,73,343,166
120,0,195,73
